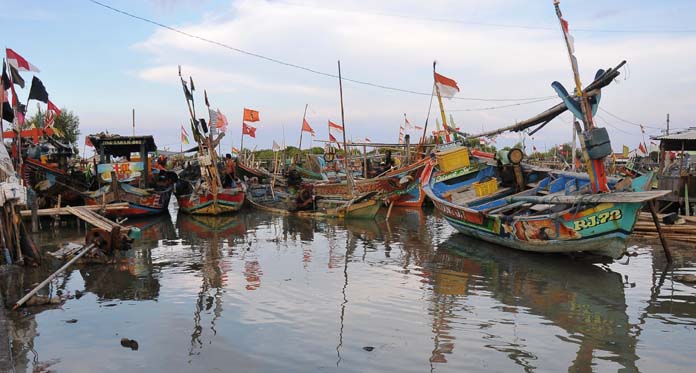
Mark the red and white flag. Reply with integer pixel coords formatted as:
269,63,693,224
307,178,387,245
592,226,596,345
302,119,315,136
6,48,40,72
216,109,228,131
404,116,412,130
44,99,61,128
328,120,343,131
328,132,341,149
434,72,460,99
559,18,575,54
638,143,648,155
414,125,423,130
242,122,256,138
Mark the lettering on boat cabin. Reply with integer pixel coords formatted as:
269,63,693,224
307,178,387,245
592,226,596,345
573,209,622,231
97,161,144,182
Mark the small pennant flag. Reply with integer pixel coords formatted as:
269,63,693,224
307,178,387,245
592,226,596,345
434,72,460,99
242,122,256,138
6,48,40,72
216,109,228,131
28,76,49,103
181,125,190,144
243,108,259,122
638,143,648,155
404,115,412,129
232,147,239,154
45,100,61,128
85,137,93,147
302,119,315,136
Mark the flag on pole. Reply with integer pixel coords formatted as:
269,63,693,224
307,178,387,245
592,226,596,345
28,76,49,103
622,145,629,157
243,108,259,122
302,119,315,136
181,125,190,144
216,109,228,131
8,65,24,88
272,140,282,152
6,48,40,72
232,147,239,155
328,133,341,149
44,100,61,128
434,72,460,99
85,137,93,147
404,115,413,130
414,125,423,130
638,143,648,155
328,120,343,131
559,18,575,54
242,122,256,138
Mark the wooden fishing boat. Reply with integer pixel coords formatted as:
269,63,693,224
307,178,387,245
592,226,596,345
423,146,669,259
247,183,381,219
83,135,175,217
312,157,429,207
174,68,246,215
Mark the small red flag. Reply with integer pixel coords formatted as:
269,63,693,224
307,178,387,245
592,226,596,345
243,108,259,122
242,122,256,138
85,137,93,147
45,100,61,128
6,48,40,72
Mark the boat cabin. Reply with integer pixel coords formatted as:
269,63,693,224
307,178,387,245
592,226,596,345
87,135,158,189
653,128,696,213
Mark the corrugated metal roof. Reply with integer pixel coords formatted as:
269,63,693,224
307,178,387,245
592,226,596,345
653,128,696,141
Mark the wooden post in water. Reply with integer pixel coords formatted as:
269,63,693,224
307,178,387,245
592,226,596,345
649,199,672,262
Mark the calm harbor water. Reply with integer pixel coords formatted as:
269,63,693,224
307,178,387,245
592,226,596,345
1,206,695,372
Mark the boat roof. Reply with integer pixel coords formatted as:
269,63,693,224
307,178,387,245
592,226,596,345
652,128,696,151
88,135,157,156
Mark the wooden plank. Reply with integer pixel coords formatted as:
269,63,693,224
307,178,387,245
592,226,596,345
20,203,129,217
508,190,671,204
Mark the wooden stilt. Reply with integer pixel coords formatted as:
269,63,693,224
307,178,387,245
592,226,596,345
386,201,394,220
649,199,672,263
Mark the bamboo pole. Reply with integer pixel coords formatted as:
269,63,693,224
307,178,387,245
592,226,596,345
648,199,672,262
337,61,353,196
433,61,451,143
13,243,96,310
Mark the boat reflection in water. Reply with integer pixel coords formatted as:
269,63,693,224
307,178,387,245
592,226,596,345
431,235,639,371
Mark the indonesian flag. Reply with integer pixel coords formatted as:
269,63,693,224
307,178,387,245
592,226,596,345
216,109,228,131
479,138,486,145
232,147,240,154
328,120,343,132
6,48,40,72
302,118,315,136
559,18,575,54
414,125,423,130
243,108,259,122
329,132,342,149
44,99,61,128
181,125,190,144
434,72,460,99
85,137,93,147
404,116,412,129
242,122,256,138
638,142,648,155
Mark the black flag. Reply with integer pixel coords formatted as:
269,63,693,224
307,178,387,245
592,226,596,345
28,76,49,103
204,89,209,107
9,65,25,88
182,80,193,101
1,61,10,91
199,118,208,134
2,102,14,123
189,76,195,92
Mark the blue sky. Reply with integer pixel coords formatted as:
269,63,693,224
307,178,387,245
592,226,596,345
4,0,696,155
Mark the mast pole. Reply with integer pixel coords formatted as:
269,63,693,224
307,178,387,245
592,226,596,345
553,0,608,192
298,103,308,155
433,61,451,143
337,61,353,194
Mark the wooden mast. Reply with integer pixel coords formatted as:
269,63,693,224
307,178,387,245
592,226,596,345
553,0,608,193
433,61,451,144
298,103,308,155
337,61,353,195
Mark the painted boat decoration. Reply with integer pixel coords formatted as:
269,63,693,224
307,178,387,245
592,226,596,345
247,183,381,219
83,135,175,217
176,186,245,215
423,146,669,258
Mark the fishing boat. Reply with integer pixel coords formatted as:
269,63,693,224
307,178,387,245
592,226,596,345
247,183,381,219
174,68,246,215
312,157,429,207
424,146,668,258
424,1,672,259
83,134,175,217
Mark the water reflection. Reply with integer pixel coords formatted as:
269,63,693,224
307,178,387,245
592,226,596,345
437,236,638,371
1,207,695,372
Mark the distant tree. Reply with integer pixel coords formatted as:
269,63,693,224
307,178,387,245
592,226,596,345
26,107,81,148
